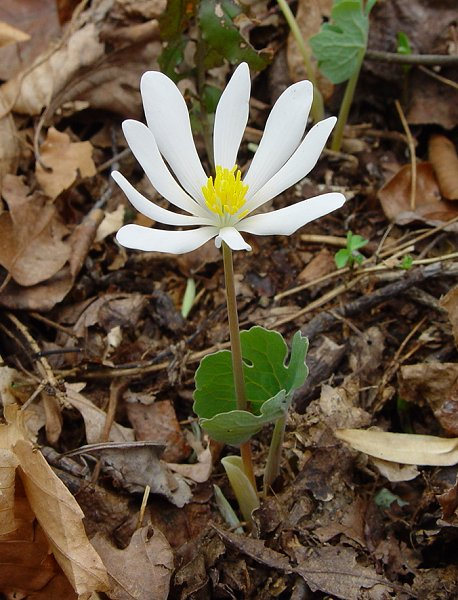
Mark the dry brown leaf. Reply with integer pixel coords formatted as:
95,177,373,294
127,399,191,463
91,526,174,600
0,93,20,190
399,362,458,435
0,20,30,47
378,162,458,229
0,174,70,286
36,127,96,200
65,383,135,444
336,428,458,466
0,406,108,595
428,135,458,201
14,438,109,595
0,0,61,81
440,285,458,348
95,205,125,243
1,22,103,115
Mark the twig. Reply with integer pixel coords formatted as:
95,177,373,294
418,65,458,91
395,99,417,210
365,49,458,66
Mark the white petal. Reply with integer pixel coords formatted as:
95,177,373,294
238,193,346,236
215,226,251,251
213,63,250,169
112,171,213,227
245,117,337,214
141,71,207,201
122,120,208,217
244,81,313,199
117,224,218,254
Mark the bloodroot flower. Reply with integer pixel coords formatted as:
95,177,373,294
114,63,345,254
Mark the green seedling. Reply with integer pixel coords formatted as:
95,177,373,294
399,254,413,270
181,278,196,319
335,231,368,268
310,0,377,151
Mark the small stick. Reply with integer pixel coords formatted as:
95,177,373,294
395,99,417,210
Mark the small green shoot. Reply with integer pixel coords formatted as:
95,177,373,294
399,255,413,270
181,278,196,319
310,0,376,151
334,231,368,268
396,31,412,58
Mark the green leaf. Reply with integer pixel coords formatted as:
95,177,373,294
396,31,412,56
347,231,368,252
198,0,270,71
335,248,350,269
201,391,288,445
194,326,309,420
310,0,375,84
399,255,413,270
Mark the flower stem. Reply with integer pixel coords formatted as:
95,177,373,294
330,49,364,152
222,242,256,490
276,0,324,124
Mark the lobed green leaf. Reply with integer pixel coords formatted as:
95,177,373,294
310,0,375,84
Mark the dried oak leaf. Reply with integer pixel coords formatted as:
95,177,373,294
91,526,173,600
36,127,96,200
0,174,70,286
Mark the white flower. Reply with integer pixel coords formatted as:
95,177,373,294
114,62,345,254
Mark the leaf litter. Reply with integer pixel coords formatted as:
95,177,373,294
0,0,458,598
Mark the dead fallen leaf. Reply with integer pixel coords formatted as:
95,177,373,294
168,447,213,484
95,205,125,243
336,428,458,466
429,135,458,201
371,457,419,482
0,406,108,596
36,127,96,200
399,363,458,435
65,383,135,444
319,380,371,430
0,0,61,81
127,399,191,463
0,174,70,286
0,92,19,188
0,20,30,47
89,443,192,507
297,247,335,282
440,285,458,348
91,526,174,600
378,162,458,229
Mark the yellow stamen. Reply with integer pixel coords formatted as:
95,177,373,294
202,165,249,219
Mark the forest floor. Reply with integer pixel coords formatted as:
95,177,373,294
0,0,458,598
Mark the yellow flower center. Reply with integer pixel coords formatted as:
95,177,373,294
202,165,249,219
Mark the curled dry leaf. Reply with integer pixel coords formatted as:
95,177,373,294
0,91,19,188
428,135,458,201
36,127,96,200
378,162,458,230
0,405,109,595
335,428,458,466
91,526,174,600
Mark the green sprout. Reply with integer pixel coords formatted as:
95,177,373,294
310,0,376,151
335,231,368,268
399,254,413,270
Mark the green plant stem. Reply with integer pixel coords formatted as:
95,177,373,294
330,49,364,152
276,0,324,123
263,415,286,496
222,242,257,490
